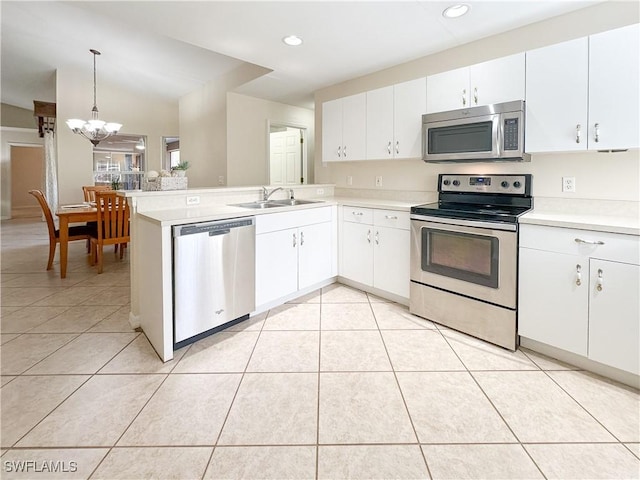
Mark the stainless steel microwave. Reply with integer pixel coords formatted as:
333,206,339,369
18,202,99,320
422,100,530,163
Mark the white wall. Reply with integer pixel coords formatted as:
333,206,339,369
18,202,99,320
56,66,179,204
0,127,43,219
179,63,271,188
226,92,315,186
314,2,640,203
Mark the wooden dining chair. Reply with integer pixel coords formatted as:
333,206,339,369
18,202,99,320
28,190,95,271
82,185,112,203
90,191,130,274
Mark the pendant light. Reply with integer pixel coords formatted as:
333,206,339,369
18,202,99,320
66,49,122,146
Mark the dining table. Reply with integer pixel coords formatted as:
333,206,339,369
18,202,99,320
55,203,98,278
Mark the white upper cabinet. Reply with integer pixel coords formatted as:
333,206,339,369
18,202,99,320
426,66,469,113
525,37,589,152
469,53,526,107
426,53,525,113
366,78,426,160
366,86,394,159
588,23,640,150
393,78,427,159
322,93,366,162
526,23,639,153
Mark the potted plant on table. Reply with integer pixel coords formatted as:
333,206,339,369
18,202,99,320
171,161,190,177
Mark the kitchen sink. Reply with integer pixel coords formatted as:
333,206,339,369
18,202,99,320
270,199,323,206
231,199,323,209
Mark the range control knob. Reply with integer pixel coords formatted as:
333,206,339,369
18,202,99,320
443,179,451,186
452,180,460,186
513,181,522,189
501,181,510,188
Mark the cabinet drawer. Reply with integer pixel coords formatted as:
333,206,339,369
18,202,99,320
256,206,333,234
342,206,373,224
520,224,639,264
374,209,410,230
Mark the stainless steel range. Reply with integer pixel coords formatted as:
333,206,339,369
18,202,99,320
410,174,533,350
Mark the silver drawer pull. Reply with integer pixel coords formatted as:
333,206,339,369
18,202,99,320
574,238,605,246
575,264,582,286
352,211,364,216
367,230,371,243
384,215,398,220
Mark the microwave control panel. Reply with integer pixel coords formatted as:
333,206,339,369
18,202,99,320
503,118,519,151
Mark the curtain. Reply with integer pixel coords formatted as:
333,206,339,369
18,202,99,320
43,130,59,220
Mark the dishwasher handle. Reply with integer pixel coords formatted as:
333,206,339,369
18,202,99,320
174,217,254,237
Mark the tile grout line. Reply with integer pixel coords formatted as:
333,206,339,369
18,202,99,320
315,287,323,480
199,306,270,480
368,294,433,480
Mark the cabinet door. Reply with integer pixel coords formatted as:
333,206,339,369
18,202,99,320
518,247,588,355
373,226,410,298
426,66,469,113
255,228,298,306
470,53,525,107
588,259,640,374
525,37,588,153
341,93,367,161
366,86,394,160
298,222,333,290
322,98,343,162
393,78,427,159
589,24,640,150
341,221,373,286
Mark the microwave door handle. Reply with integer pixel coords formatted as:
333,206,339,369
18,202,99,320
493,115,502,158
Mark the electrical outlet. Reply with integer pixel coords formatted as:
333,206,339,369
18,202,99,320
186,195,200,205
375,176,383,187
316,188,325,195
347,175,353,186
562,176,576,193
218,176,225,185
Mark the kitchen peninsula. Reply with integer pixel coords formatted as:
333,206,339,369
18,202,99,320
123,184,420,361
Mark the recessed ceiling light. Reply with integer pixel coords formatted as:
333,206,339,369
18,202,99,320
283,35,303,46
443,4,470,18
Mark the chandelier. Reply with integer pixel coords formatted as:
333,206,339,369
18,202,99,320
66,49,122,146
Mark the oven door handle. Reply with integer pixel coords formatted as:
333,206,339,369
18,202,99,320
410,214,517,232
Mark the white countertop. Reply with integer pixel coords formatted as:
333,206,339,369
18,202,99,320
520,210,640,236
137,196,419,227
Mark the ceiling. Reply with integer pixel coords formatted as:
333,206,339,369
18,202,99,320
1,1,601,112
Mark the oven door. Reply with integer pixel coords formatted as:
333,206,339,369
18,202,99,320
410,216,517,308
422,113,499,163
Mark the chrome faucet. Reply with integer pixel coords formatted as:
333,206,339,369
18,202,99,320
288,188,295,200
262,186,284,201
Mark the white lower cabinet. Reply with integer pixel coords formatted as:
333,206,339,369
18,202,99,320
255,207,335,308
519,224,640,375
340,206,410,299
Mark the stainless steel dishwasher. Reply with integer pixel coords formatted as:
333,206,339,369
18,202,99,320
173,217,255,348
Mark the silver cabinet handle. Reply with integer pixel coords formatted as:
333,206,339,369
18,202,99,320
337,146,342,158
473,87,478,105
574,238,605,245
594,123,600,143
462,89,467,106
596,268,604,291
367,230,371,244
375,231,379,245
387,141,392,155
300,231,304,246
576,124,581,144
575,264,582,286
385,215,398,220
293,232,297,247
395,141,399,154
352,211,363,216
343,145,347,157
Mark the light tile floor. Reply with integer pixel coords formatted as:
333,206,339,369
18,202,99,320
1,217,639,479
